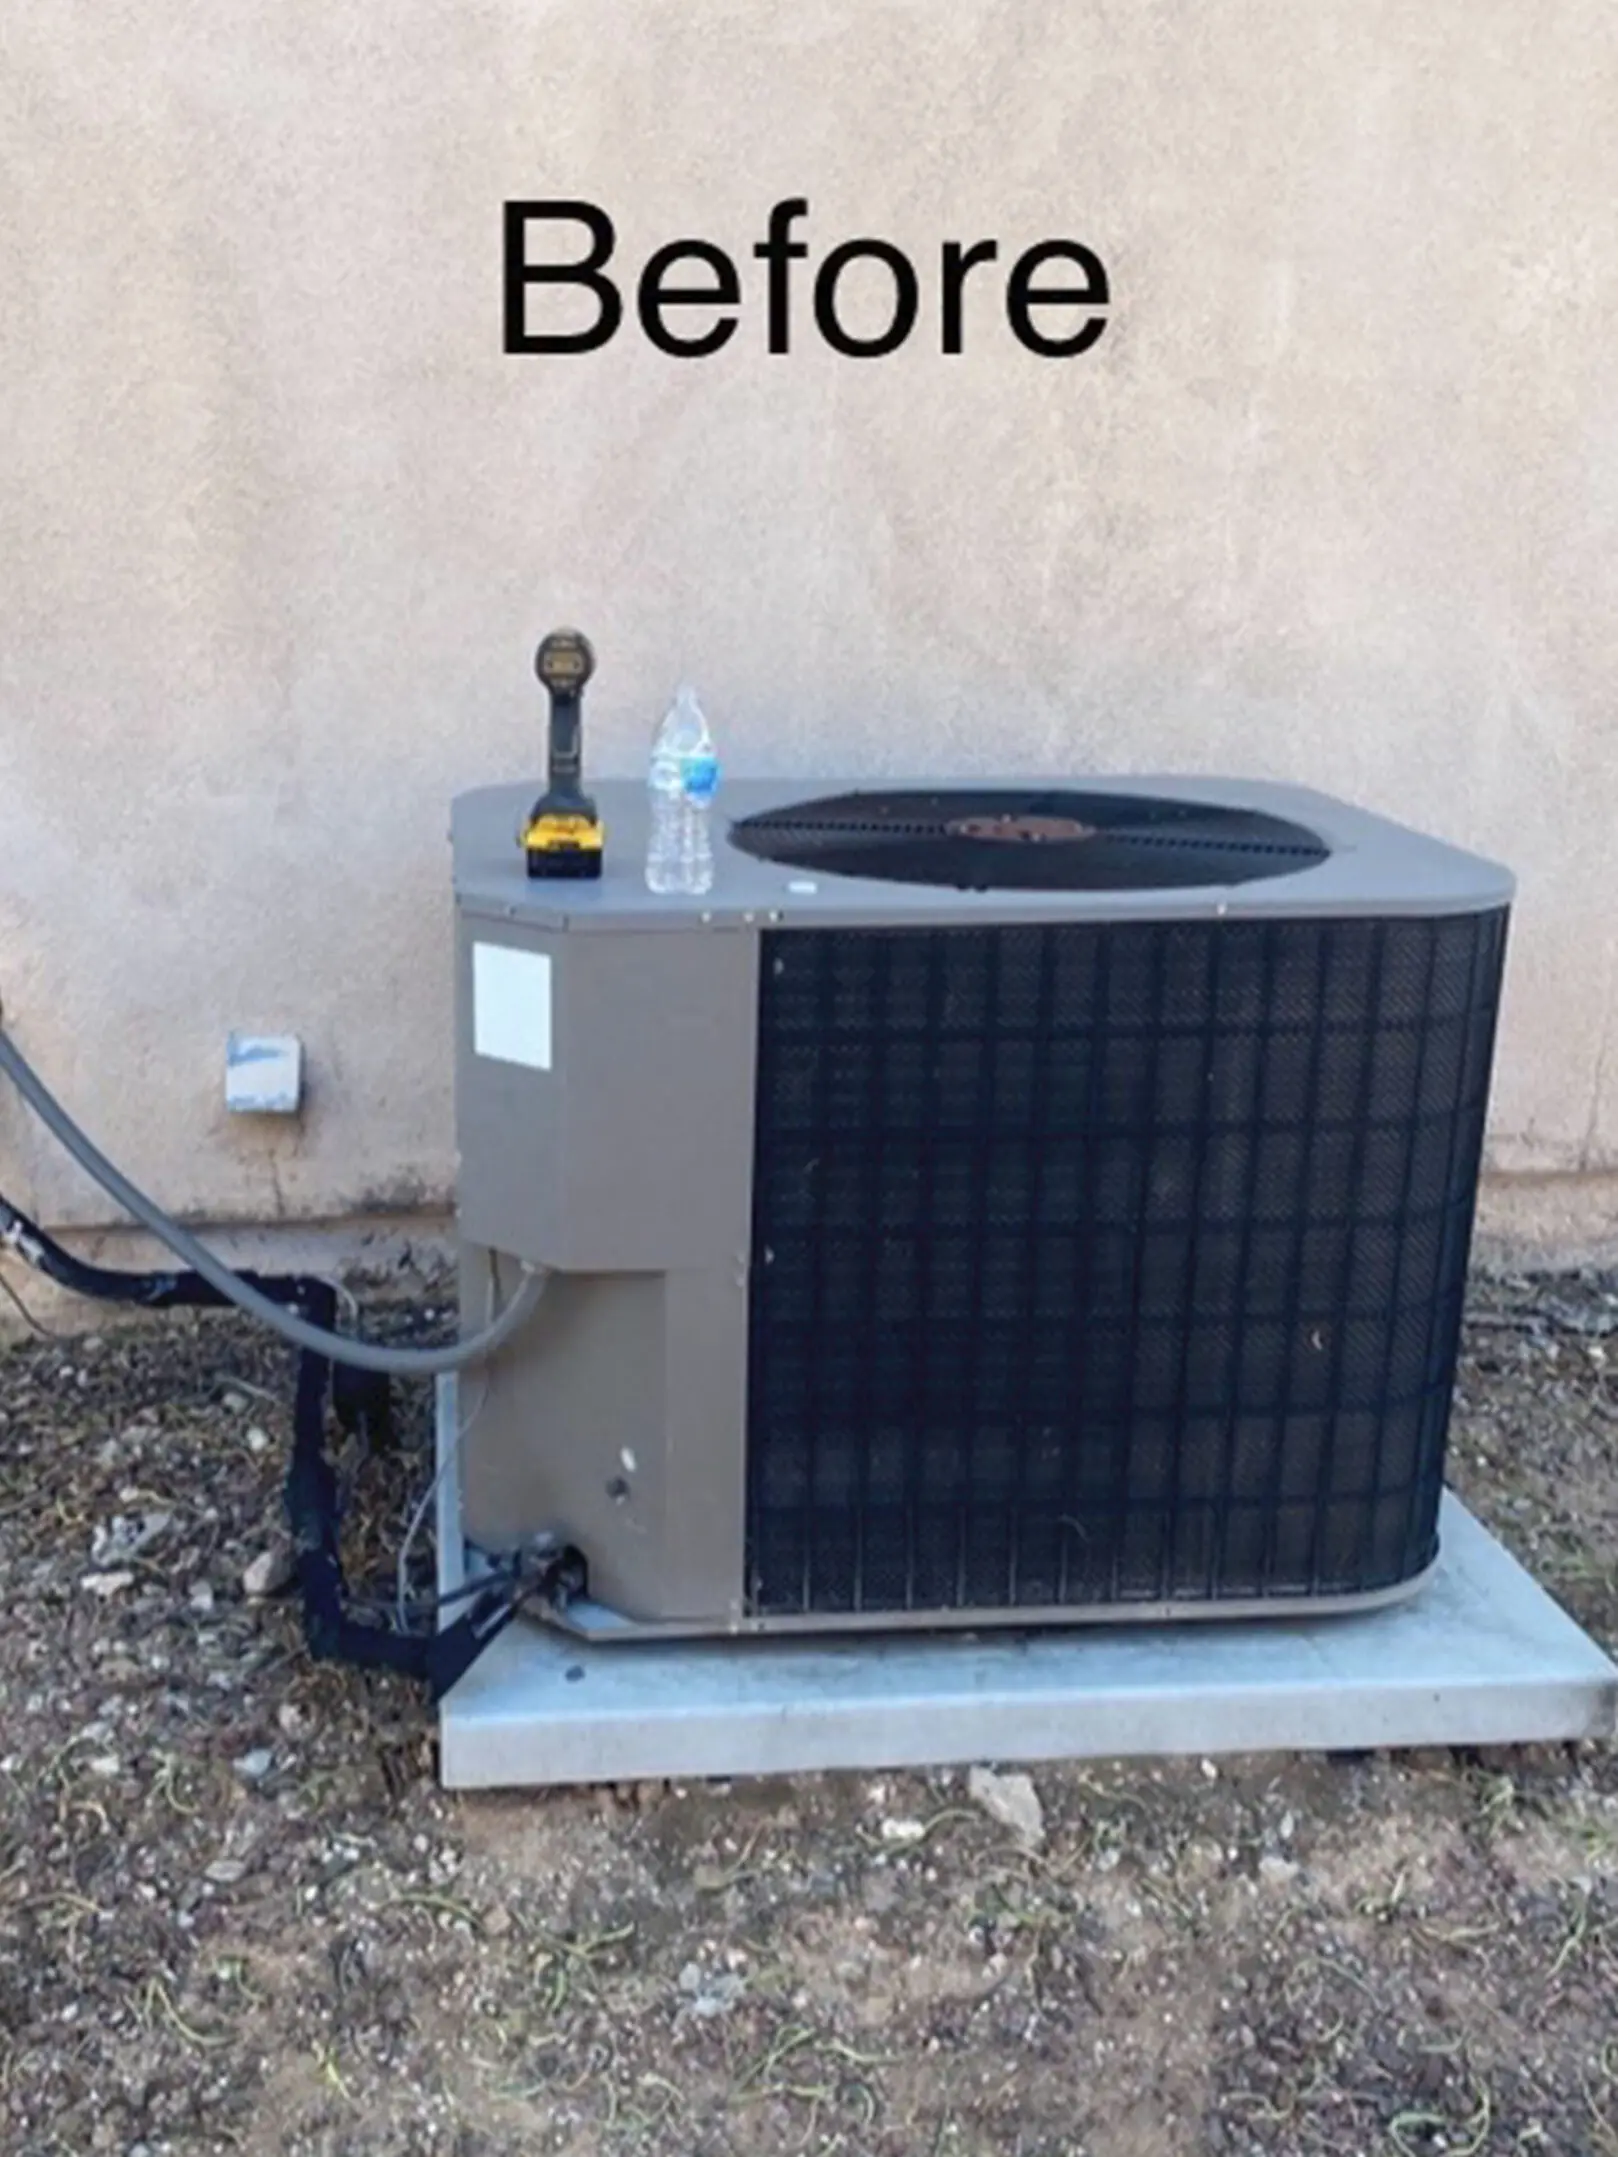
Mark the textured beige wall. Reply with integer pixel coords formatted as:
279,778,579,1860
1,0,1614,1240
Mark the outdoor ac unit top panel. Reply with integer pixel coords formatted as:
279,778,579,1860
451,777,1514,931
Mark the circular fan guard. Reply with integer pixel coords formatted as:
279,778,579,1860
729,788,1329,892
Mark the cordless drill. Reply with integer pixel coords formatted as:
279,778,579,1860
521,628,604,879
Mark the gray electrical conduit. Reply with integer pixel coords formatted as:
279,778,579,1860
0,1021,545,1375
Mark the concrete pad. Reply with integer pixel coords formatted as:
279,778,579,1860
434,1386,1617,1792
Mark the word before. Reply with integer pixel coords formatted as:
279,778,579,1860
503,199,1110,360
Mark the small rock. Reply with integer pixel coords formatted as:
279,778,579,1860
276,1702,309,1739
233,1748,274,1784
1200,1758,1220,1781
482,1905,511,1938
81,1571,135,1599
205,1858,247,1886
246,1426,270,1455
87,1755,121,1778
242,1544,294,1600
967,1765,1045,1852
92,1511,171,1564
221,1391,247,1414
880,1817,927,1845
1258,1854,1300,1887
676,1965,745,2018
1278,1810,1296,1845
188,1581,216,1617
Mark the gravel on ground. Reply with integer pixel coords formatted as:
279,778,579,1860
0,1271,1615,2157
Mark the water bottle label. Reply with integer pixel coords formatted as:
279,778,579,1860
682,752,720,804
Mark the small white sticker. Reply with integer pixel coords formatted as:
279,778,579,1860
473,943,552,1071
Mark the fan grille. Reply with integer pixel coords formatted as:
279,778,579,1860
731,788,1330,891
743,909,1507,1618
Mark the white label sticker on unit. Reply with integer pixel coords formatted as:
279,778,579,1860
472,943,552,1071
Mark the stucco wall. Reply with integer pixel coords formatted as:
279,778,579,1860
1,1,1614,1242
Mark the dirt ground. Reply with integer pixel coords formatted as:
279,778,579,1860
0,1272,1615,2157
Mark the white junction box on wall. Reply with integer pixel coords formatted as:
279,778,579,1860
225,1033,303,1116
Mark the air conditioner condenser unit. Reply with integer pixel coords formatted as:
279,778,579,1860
451,777,1510,1640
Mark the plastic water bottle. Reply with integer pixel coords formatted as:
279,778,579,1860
645,684,719,895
